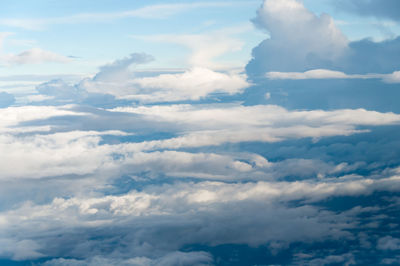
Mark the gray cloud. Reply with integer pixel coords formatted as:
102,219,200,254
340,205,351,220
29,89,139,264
332,0,400,21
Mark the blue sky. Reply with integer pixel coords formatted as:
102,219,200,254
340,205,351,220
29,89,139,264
1,0,400,265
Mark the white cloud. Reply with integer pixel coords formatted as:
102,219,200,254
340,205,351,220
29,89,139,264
2,104,399,182
383,71,400,83
266,69,400,83
130,68,250,102
77,55,250,102
255,0,348,58
0,173,399,260
267,69,355,80
248,0,349,73
111,104,400,148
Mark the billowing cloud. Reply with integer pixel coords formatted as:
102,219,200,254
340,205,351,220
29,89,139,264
1,0,400,264
246,0,400,77
247,0,348,75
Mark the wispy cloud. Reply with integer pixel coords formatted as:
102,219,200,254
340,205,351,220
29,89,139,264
1,48,72,65
0,2,253,30
131,24,252,69
266,69,400,83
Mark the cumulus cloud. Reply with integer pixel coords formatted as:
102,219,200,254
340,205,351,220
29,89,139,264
0,173,399,262
247,0,348,75
130,67,250,102
35,54,249,103
246,0,400,77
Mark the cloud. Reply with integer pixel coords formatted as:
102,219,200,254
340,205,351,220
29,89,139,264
42,252,213,266
1,2,400,264
267,69,361,80
94,53,154,82
133,26,248,69
36,54,249,103
377,236,400,250
247,0,348,75
265,69,400,83
0,239,44,261
1,48,72,65
130,68,250,102
36,79,86,101
332,0,400,21
383,71,400,83
1,103,400,183
246,0,400,77
0,173,399,262
0,2,247,30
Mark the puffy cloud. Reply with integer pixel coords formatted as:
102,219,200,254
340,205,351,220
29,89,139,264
38,54,249,104
130,67,250,102
246,0,400,77
0,174,399,262
1,2,400,265
247,0,348,75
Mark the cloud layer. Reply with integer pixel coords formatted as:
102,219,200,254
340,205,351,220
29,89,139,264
1,0,400,265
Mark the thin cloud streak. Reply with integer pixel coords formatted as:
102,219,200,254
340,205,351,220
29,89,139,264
0,1,257,30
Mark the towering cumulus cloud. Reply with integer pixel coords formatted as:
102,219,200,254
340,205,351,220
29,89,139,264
248,0,348,74
1,0,400,265
247,0,400,78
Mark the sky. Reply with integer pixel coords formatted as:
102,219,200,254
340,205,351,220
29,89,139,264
1,0,400,265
